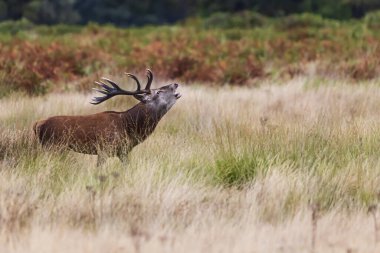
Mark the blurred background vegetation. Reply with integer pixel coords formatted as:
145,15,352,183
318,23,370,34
1,1,380,96
0,0,380,26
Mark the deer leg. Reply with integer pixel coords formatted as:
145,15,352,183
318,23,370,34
96,154,107,167
118,153,129,168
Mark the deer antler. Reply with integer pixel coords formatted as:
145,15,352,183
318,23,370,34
145,69,153,90
91,72,151,105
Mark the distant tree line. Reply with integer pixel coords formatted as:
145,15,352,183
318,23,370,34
0,0,379,26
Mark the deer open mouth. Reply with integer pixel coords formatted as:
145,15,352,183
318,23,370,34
174,84,181,99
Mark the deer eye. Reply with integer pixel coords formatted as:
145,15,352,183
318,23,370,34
156,91,162,95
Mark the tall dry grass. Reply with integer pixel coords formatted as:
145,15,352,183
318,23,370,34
1,79,380,252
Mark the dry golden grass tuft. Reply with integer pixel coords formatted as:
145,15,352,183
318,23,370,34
1,79,380,252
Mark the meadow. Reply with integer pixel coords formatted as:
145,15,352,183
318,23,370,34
1,78,380,252
2,12,380,252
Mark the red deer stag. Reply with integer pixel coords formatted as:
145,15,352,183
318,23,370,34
33,69,181,166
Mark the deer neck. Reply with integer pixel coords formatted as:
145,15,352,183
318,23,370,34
122,103,165,142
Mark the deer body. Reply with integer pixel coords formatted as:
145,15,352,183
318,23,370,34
33,70,181,165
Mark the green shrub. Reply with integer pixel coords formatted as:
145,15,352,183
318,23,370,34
277,13,336,30
212,151,268,187
34,24,82,35
0,18,34,34
203,11,268,29
364,10,380,30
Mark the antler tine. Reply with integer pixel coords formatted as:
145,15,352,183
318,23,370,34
145,69,153,90
90,80,117,105
92,88,108,95
91,75,149,105
101,77,121,90
125,73,141,91
95,80,113,92
91,96,108,105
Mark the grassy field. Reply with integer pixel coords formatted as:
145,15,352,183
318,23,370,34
1,78,380,252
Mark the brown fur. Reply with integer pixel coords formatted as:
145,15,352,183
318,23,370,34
34,73,180,165
34,103,161,157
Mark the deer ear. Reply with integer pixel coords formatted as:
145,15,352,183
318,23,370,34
134,94,149,103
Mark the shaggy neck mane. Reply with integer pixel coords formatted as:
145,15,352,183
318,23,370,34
121,102,163,141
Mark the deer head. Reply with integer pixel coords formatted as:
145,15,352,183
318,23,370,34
91,69,181,116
